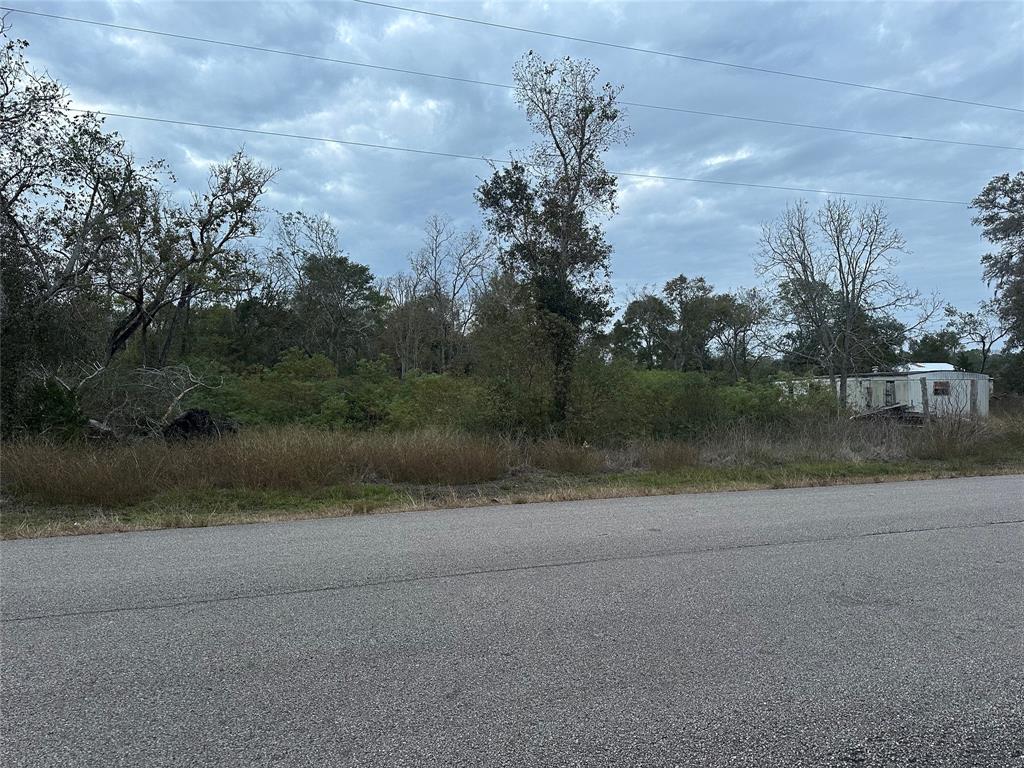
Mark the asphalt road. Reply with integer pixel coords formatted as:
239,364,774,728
2,476,1023,767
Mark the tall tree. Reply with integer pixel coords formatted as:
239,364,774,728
972,172,1024,347
477,52,629,426
2,20,161,315
759,198,929,403
380,271,431,378
662,275,723,371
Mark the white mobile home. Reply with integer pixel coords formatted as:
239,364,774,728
781,363,992,418
836,363,991,418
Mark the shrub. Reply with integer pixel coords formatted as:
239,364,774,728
388,374,500,433
337,359,399,428
12,379,86,441
628,370,721,438
565,355,639,443
225,349,341,425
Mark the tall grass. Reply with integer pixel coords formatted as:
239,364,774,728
2,428,509,506
4,417,1022,509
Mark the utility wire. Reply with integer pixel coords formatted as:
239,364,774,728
355,0,1024,114
70,109,970,205
5,6,1022,152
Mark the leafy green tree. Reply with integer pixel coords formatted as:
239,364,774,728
477,52,629,427
246,211,384,372
611,293,674,369
972,172,1023,347
467,272,555,436
105,151,275,364
711,288,772,381
662,275,724,371
987,351,1024,394
2,23,163,321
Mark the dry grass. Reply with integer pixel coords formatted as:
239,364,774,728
910,417,994,460
606,440,701,472
526,439,605,474
1,428,509,506
3,416,1022,531
698,418,905,466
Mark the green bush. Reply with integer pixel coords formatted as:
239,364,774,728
336,359,399,428
11,378,86,440
628,370,720,438
565,355,637,442
388,374,500,433
180,349,838,443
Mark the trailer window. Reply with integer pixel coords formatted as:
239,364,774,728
933,381,950,397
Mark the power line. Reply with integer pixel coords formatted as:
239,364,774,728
70,109,970,206
355,0,1024,115
5,6,1021,152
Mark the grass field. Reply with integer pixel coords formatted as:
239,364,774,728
4,416,1023,538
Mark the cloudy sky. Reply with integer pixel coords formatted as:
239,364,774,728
8,0,1023,312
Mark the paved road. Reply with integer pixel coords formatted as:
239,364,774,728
2,476,1022,767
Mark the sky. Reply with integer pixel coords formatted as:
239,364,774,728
7,0,1023,314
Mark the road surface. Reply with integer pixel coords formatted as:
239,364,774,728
2,475,1023,767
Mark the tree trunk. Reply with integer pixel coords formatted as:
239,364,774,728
157,284,194,367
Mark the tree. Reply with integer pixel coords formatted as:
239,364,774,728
944,301,1007,373
100,150,275,363
972,172,1024,347
907,330,961,364
467,271,555,435
476,52,629,426
611,292,674,369
759,198,930,403
270,211,383,371
2,22,163,316
662,275,723,371
408,215,493,372
380,271,431,378
711,288,772,381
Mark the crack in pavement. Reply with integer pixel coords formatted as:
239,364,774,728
3,518,1021,624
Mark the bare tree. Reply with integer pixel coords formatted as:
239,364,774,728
409,215,493,371
759,198,934,403
380,271,427,378
758,201,839,383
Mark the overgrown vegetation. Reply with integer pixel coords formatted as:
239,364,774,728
4,415,1022,538
3,22,1023,538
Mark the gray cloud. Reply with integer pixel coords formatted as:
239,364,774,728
10,0,1023,312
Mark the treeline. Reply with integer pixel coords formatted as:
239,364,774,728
3,25,1023,442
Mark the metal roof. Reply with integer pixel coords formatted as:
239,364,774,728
895,362,956,372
